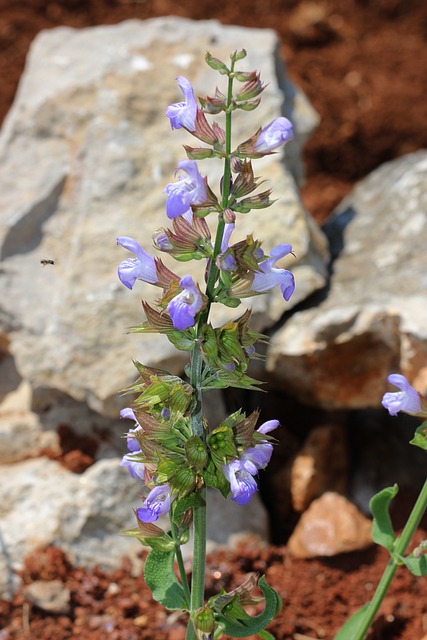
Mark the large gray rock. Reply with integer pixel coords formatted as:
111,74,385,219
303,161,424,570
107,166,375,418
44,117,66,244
0,457,142,596
0,17,326,418
267,151,427,408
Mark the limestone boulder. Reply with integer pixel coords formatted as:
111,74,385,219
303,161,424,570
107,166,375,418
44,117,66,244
267,151,427,408
288,492,373,558
290,424,348,512
0,17,326,418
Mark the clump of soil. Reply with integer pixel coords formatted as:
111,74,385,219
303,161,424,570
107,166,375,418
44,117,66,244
1,531,426,640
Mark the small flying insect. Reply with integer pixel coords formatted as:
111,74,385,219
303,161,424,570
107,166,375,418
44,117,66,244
40,259,55,266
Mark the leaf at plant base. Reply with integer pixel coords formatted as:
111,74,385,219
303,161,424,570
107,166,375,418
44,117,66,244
410,421,427,451
215,576,281,638
258,631,276,640
144,549,188,611
333,602,371,639
369,484,399,551
401,554,427,576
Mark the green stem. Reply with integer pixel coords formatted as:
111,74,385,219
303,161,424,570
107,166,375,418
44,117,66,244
185,61,236,640
351,477,427,640
170,518,192,607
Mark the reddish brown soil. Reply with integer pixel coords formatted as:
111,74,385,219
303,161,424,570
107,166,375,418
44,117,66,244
1,1,426,638
1,526,426,640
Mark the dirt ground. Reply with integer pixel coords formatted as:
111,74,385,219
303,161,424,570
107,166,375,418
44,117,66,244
0,0,426,638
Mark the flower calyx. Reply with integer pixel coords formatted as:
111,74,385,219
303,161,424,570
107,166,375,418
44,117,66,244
153,213,213,262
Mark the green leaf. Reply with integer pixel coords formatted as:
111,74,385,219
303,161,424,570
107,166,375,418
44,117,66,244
400,553,427,576
258,631,276,640
172,492,202,522
144,549,188,611
333,602,371,639
215,576,281,638
410,421,427,451
167,330,195,352
369,484,399,551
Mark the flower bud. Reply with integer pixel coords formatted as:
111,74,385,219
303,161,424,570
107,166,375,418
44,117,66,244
208,425,237,467
185,435,208,471
223,208,236,224
205,52,229,74
173,466,197,494
231,49,247,62
193,605,216,638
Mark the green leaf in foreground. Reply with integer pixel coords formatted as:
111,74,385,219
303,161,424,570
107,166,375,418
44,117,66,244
369,484,399,551
400,553,427,576
215,576,281,638
144,548,189,611
410,421,427,451
333,602,371,639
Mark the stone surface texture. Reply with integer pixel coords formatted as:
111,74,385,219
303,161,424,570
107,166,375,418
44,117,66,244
267,150,427,408
287,491,373,558
290,424,348,512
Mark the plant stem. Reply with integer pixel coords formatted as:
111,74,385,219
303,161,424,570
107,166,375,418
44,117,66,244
170,518,192,607
351,477,427,640
185,61,236,640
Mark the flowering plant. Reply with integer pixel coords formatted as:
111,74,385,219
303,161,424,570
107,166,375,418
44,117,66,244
117,50,293,639
116,49,427,640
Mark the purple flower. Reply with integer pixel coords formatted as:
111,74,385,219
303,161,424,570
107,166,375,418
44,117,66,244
253,117,294,153
117,236,157,290
164,160,207,219
241,419,280,470
119,408,145,479
136,484,172,523
382,374,422,417
166,76,198,131
223,459,258,505
120,452,145,480
251,244,295,300
167,275,203,330
221,223,235,253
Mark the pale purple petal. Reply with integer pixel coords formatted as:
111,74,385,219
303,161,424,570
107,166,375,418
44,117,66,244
257,419,280,435
221,223,235,253
120,455,145,480
382,374,421,416
253,117,294,153
164,160,207,219
117,236,157,289
166,76,198,131
136,484,172,523
167,275,203,330
223,459,258,505
120,407,137,422
242,444,273,470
